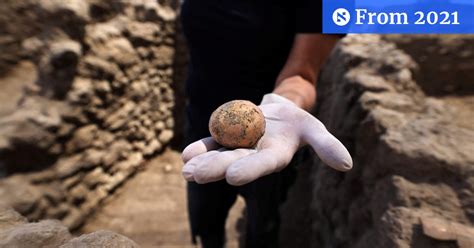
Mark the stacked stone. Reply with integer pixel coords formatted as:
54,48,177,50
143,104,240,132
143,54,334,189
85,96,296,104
310,35,474,248
0,0,177,230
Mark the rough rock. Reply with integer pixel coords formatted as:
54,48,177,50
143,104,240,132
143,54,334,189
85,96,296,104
60,230,139,248
0,220,72,248
0,176,42,215
421,216,474,245
0,207,141,248
310,35,474,248
0,0,178,231
0,206,27,232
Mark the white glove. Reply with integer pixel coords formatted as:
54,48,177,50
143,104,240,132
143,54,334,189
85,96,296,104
182,93,352,186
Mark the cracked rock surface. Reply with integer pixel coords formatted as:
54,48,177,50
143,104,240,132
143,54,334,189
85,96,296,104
309,35,474,248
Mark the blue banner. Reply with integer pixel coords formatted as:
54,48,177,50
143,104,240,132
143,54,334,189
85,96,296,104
323,0,474,34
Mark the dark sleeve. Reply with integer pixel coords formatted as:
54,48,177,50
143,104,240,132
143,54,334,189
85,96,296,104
295,0,323,33
295,0,346,37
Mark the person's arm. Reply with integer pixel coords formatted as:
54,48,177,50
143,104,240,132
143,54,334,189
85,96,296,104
182,34,353,185
273,34,340,111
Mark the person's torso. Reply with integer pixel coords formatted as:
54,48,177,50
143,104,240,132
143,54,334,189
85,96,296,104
181,0,297,137
181,0,296,104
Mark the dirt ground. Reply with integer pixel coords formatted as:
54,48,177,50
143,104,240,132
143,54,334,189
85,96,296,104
80,147,315,247
80,149,246,247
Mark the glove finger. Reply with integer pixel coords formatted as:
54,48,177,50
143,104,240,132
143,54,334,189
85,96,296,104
226,148,288,186
303,117,353,171
182,150,220,181
182,137,221,163
193,149,256,184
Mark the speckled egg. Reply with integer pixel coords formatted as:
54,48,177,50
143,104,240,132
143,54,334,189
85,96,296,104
209,100,265,149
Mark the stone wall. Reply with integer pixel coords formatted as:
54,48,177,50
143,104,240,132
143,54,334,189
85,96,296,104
311,35,474,248
0,0,178,230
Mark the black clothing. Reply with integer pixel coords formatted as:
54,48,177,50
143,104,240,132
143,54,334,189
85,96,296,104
185,126,298,248
181,0,323,134
181,0,323,247
187,166,297,248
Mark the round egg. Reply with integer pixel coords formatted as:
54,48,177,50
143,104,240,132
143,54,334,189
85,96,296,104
209,100,265,149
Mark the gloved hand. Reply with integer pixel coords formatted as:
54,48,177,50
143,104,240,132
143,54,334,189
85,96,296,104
182,93,352,186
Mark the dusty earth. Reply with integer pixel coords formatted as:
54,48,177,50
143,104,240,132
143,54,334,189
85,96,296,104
80,148,315,248
80,149,246,247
